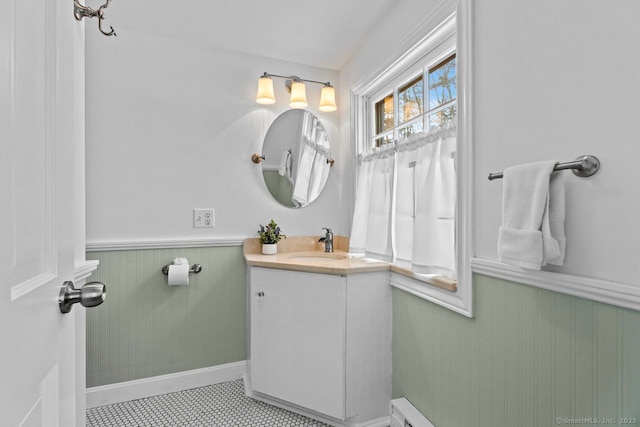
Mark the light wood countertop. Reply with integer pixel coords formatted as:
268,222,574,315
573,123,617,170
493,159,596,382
244,250,390,275
244,236,388,275
243,236,457,291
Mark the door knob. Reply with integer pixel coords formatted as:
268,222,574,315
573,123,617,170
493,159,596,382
59,281,106,314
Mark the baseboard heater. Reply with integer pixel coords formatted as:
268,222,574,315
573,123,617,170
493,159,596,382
390,398,435,427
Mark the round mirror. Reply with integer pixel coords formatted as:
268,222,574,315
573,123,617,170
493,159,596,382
260,110,331,208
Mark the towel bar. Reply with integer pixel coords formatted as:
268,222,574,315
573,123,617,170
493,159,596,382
488,155,600,181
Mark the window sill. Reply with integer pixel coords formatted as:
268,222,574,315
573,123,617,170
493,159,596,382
389,264,457,292
390,269,470,317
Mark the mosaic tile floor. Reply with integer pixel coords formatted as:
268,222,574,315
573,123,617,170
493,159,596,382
86,379,331,427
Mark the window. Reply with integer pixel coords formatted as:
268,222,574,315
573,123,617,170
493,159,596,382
371,54,457,149
350,4,474,317
361,42,457,280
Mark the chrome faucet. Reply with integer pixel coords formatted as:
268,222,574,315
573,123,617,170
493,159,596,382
318,228,334,253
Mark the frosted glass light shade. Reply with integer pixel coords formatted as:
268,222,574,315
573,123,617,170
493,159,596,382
256,76,276,104
319,85,337,112
289,81,308,108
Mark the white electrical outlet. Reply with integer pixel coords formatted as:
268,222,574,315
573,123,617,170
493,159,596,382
193,209,215,228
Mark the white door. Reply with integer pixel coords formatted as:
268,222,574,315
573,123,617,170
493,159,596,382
0,1,95,426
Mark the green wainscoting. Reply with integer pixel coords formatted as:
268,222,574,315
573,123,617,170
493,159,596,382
87,249,640,424
392,274,640,427
263,170,295,208
86,246,247,388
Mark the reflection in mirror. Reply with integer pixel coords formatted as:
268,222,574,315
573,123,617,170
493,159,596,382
261,110,331,208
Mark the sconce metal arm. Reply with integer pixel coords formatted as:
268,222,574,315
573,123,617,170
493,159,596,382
263,73,331,87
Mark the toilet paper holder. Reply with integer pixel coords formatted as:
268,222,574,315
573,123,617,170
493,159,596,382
162,263,202,275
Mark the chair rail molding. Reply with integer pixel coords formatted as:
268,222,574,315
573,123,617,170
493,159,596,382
86,237,245,251
471,257,640,312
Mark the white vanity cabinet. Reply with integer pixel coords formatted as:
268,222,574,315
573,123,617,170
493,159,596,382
248,266,391,426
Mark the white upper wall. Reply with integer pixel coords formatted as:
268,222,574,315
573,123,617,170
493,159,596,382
87,0,640,287
85,29,344,243
474,0,640,284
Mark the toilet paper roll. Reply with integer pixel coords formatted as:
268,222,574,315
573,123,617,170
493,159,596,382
168,263,190,286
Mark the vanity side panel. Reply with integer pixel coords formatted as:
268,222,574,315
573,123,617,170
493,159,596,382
345,271,392,421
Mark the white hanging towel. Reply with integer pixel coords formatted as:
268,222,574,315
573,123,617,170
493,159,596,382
278,150,292,179
497,160,566,269
546,169,566,265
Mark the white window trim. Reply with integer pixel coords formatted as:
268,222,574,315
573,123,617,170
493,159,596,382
350,0,475,317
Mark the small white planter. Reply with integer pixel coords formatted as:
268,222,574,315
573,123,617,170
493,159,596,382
262,243,278,255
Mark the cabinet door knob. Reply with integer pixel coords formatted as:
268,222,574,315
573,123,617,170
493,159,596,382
256,291,265,299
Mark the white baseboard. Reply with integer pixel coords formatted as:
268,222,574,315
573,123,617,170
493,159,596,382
390,398,434,427
243,374,390,427
87,360,247,409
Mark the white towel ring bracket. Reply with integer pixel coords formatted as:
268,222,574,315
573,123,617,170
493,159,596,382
488,155,600,181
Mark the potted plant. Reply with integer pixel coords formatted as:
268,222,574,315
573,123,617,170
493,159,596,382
258,219,286,255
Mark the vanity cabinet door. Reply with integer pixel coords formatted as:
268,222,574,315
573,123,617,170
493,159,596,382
250,267,347,419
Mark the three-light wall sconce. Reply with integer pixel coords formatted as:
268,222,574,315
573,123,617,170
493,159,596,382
256,72,337,112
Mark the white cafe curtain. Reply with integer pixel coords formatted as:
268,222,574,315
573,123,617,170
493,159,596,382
350,124,457,278
350,143,395,262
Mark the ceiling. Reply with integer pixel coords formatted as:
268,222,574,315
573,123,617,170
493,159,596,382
101,0,398,70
